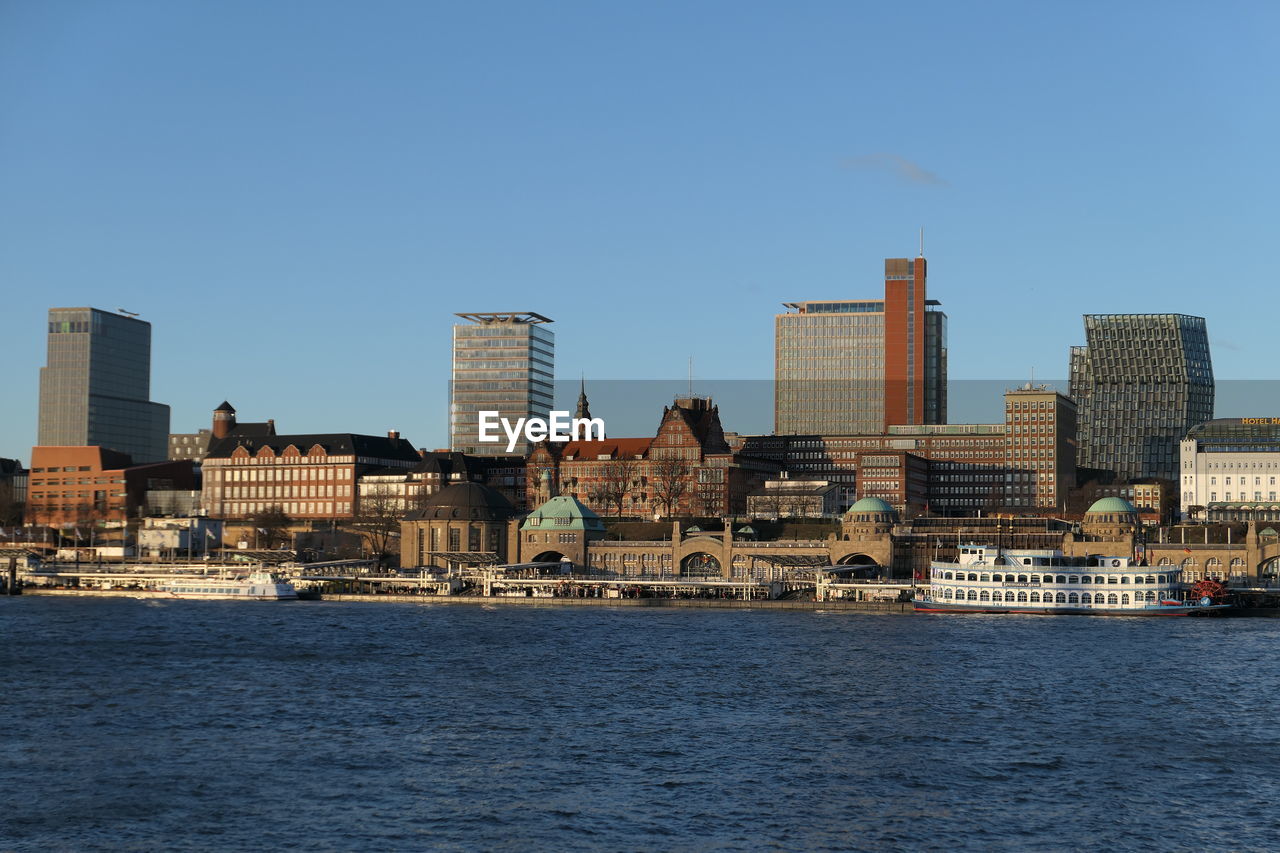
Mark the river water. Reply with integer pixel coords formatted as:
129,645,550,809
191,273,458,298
4,598,1280,851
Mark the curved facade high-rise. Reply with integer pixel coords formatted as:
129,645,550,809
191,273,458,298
1069,313,1214,481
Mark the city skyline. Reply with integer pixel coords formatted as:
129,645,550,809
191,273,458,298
4,3,1280,461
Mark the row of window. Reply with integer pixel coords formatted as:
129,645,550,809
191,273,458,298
942,589,1166,604
214,455,356,465
1207,476,1277,486
215,467,352,482
222,501,350,516
220,484,351,499
1208,493,1277,502
936,570,1172,585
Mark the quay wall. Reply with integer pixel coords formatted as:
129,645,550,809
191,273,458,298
21,588,911,612
318,594,912,612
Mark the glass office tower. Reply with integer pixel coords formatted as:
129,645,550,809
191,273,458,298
775,257,946,435
1069,313,1214,481
450,312,554,456
37,307,171,462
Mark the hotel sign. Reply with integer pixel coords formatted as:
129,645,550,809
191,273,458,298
1241,418,1280,425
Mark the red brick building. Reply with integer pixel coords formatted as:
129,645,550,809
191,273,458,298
526,397,779,518
201,429,421,521
25,446,196,526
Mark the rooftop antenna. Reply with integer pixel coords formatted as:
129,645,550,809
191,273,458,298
688,356,694,396
918,227,924,257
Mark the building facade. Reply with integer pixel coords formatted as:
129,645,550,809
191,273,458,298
400,482,519,571
450,312,554,456
24,446,196,526
1070,313,1214,481
1179,418,1280,522
359,451,528,515
747,477,842,519
38,307,171,463
201,429,421,521
775,256,946,435
526,397,781,518
0,458,29,525
1001,384,1078,510
738,386,1076,516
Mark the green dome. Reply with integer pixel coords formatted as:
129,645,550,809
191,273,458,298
848,497,895,514
1086,497,1138,514
521,495,606,532
1261,527,1278,537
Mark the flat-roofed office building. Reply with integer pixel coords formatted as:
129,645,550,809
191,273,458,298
775,256,946,435
37,307,171,463
450,312,554,456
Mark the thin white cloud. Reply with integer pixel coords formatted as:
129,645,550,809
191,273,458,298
843,154,948,187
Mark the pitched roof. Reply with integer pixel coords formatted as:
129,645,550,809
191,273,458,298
205,432,419,462
228,422,275,438
666,402,730,453
555,438,652,461
521,495,606,531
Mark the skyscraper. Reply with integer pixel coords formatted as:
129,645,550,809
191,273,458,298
775,256,946,434
450,312,554,456
1069,313,1214,481
37,307,171,462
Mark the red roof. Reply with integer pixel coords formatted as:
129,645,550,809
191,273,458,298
556,438,652,460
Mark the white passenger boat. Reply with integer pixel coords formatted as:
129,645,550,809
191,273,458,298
159,571,298,601
913,545,1229,616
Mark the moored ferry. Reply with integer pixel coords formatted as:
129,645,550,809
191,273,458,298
913,545,1229,616
159,571,298,601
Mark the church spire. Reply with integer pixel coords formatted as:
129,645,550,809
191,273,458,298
574,375,592,421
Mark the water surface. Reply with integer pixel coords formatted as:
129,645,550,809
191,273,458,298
4,599,1279,851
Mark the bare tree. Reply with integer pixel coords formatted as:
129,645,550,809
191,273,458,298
651,459,691,518
750,490,783,520
250,505,294,550
350,487,404,568
589,460,631,518
0,481,21,527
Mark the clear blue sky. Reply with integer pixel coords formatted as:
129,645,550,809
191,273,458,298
3,1,1278,463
